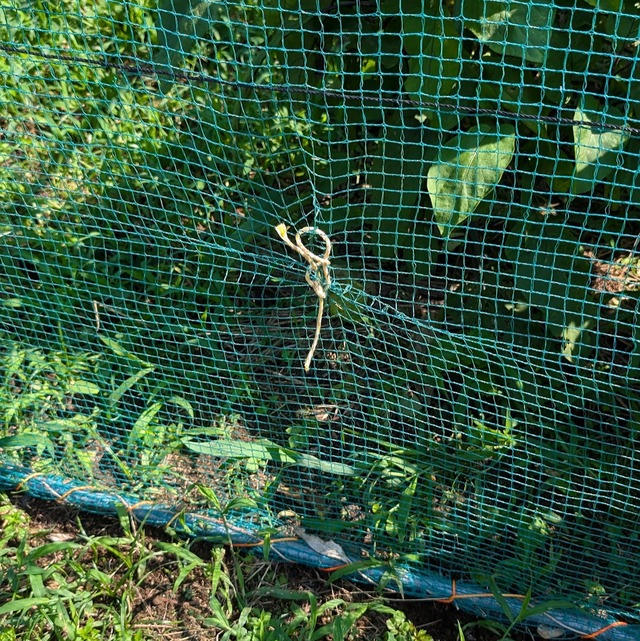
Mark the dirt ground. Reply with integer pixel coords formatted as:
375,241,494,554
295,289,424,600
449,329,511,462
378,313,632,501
7,494,534,641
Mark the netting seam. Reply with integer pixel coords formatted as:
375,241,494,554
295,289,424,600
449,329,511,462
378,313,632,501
0,461,637,640
1,43,639,135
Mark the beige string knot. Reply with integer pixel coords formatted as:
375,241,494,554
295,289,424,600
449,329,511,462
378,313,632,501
275,224,332,372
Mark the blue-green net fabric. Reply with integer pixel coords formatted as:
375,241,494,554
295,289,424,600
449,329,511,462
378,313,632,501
1,0,640,634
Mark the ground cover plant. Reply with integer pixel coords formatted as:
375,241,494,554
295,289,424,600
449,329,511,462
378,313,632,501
1,0,640,636
0,494,442,640
0,494,544,641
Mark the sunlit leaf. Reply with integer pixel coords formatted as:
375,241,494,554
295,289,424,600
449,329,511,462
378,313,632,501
465,0,555,63
0,598,50,616
571,96,630,195
184,438,296,462
183,438,354,476
427,124,515,236
168,395,195,419
67,381,100,395
98,336,152,367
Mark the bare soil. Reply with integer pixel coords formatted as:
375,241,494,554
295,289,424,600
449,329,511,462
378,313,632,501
6,494,533,641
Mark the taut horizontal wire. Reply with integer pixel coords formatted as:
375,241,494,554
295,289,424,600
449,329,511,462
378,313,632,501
1,43,640,135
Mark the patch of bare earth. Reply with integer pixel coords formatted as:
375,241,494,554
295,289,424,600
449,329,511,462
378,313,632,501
587,249,640,296
6,496,534,641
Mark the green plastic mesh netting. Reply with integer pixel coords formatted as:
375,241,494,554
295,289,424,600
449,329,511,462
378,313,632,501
1,0,640,637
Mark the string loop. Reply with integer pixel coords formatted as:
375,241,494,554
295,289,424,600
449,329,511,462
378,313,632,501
276,224,332,372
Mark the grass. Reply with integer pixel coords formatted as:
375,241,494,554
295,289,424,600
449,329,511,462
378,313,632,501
0,494,536,641
0,336,538,641
1,0,640,637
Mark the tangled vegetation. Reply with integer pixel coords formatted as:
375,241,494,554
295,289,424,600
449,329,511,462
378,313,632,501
1,0,640,631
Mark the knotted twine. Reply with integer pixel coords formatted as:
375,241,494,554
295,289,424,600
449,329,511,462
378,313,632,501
275,224,332,372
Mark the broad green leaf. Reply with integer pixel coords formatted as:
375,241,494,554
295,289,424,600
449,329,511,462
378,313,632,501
487,576,518,623
0,433,55,458
294,453,354,477
327,559,386,583
183,439,354,476
223,497,259,513
27,541,81,560
465,0,555,64
427,124,515,236
571,96,630,195
39,418,93,433
0,598,50,616
184,438,296,463
403,18,461,104
66,380,100,395
520,599,583,621
561,320,594,364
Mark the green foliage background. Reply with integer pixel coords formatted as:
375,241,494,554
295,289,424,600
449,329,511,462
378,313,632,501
1,0,640,626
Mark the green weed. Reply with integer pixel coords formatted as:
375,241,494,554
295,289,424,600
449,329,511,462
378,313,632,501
1,0,639,633
0,497,442,640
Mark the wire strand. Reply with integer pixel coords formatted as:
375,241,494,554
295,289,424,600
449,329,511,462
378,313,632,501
1,43,640,135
